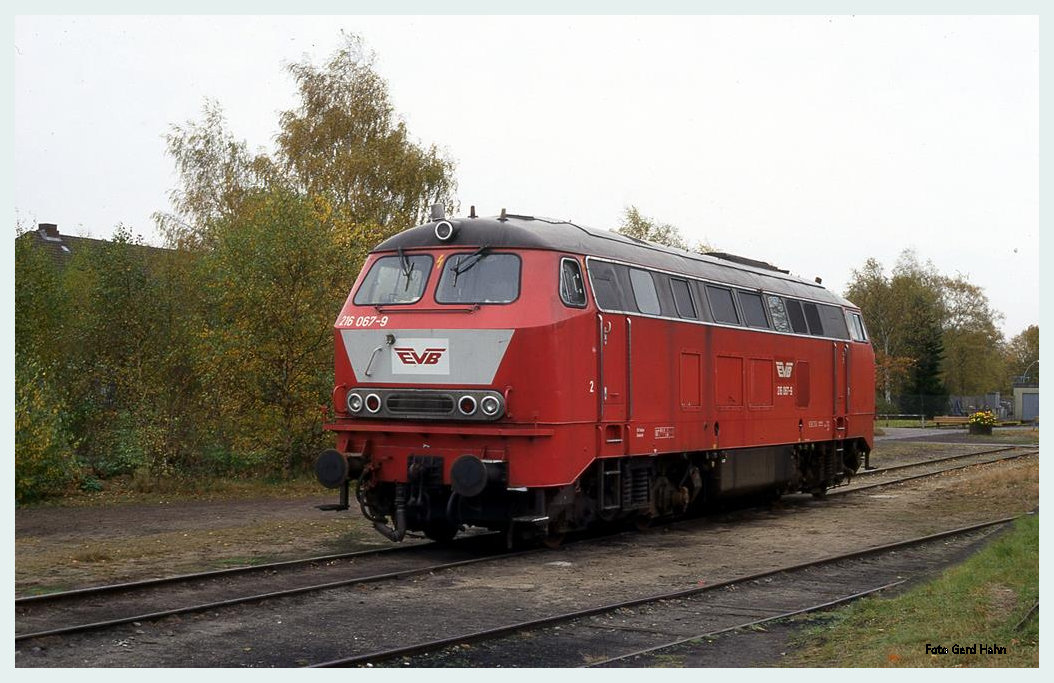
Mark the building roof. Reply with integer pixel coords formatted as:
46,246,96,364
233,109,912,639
374,213,855,308
19,223,171,267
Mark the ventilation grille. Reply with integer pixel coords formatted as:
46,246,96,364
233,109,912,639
385,393,455,415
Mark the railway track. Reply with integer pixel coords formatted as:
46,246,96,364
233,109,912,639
856,445,1019,477
15,446,1035,653
851,444,1024,478
585,580,909,667
835,446,1037,496
16,539,428,604
312,514,1030,667
15,533,531,643
17,445,1022,608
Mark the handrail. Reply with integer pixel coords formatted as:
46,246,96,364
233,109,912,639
626,317,633,421
596,313,606,421
374,305,479,314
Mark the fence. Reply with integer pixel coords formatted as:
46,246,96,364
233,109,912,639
876,393,1013,422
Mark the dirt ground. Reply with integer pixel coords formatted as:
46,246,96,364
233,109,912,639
14,439,1038,599
15,493,395,594
16,450,1038,667
14,432,1037,666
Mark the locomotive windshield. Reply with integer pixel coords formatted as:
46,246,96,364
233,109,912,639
354,253,433,305
436,252,521,304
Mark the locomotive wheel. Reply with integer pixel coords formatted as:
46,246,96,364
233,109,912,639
423,520,459,544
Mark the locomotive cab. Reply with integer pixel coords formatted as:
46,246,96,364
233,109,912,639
319,216,602,542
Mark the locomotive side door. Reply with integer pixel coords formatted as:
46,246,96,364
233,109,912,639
587,258,630,454
832,341,849,439
598,312,629,425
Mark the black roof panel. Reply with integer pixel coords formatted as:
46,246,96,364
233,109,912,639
373,215,855,308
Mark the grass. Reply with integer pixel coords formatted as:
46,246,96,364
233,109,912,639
872,421,1040,445
648,653,688,667
16,514,383,595
937,429,1040,446
874,418,928,428
969,430,1040,446
27,472,325,508
785,514,1039,667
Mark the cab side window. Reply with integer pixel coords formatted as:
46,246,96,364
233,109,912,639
847,312,868,341
588,260,629,311
670,278,698,319
706,285,740,325
818,304,850,339
737,290,770,329
784,299,810,335
629,268,661,315
559,257,587,308
802,302,824,336
766,295,791,333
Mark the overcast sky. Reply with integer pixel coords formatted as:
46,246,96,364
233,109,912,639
13,14,1038,336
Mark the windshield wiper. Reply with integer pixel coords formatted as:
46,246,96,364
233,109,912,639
451,246,490,275
397,246,416,291
450,246,490,284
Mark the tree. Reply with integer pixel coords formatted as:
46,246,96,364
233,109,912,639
195,189,358,475
159,34,457,250
15,229,80,501
940,275,1005,395
16,222,202,499
276,34,457,233
615,205,712,252
845,258,909,403
1004,325,1039,389
847,249,1009,414
60,228,200,480
14,227,66,367
157,101,278,250
890,253,948,415
844,252,945,404
149,33,458,478
15,353,79,503
900,303,947,417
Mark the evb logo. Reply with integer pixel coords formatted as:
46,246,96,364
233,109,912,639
775,361,795,379
394,348,445,365
391,338,450,375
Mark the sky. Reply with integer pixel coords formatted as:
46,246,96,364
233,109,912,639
13,14,1039,337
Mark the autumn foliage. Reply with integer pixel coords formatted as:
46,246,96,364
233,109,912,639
14,36,456,502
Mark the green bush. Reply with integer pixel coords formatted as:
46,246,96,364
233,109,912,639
15,356,80,504
92,410,149,477
197,445,270,477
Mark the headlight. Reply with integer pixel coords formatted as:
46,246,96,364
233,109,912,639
458,395,478,416
434,220,457,241
347,392,364,414
480,395,501,416
364,393,382,414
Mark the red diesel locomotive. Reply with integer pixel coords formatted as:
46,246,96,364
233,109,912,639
315,209,875,544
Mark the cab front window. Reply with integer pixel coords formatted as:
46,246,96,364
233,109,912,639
436,251,521,304
353,254,433,305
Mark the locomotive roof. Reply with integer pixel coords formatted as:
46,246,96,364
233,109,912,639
374,214,856,309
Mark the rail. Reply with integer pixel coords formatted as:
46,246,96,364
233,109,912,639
312,514,1030,667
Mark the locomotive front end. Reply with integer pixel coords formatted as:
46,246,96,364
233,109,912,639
316,214,594,543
